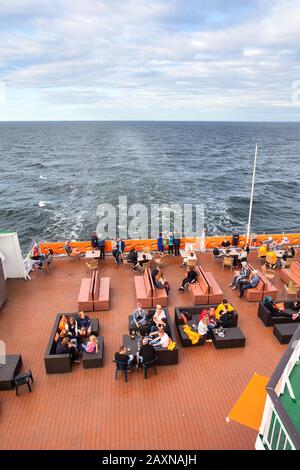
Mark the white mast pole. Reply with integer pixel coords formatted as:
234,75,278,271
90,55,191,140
246,144,258,245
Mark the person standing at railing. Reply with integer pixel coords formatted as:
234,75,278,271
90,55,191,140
174,230,181,256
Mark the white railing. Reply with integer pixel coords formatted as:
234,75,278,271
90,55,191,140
23,240,37,281
259,400,296,450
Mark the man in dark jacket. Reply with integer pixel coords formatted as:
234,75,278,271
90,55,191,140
115,345,134,369
137,338,156,366
90,232,99,250
178,267,198,291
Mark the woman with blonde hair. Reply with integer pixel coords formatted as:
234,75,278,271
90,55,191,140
81,335,99,354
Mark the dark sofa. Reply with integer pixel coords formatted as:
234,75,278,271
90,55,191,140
257,301,300,327
174,303,238,347
44,313,99,374
128,308,179,365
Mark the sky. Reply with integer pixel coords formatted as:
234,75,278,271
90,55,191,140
0,0,300,121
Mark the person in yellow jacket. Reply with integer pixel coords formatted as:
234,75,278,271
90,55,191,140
258,244,267,258
266,250,277,268
215,302,234,321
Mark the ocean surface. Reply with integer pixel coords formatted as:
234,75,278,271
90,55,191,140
0,121,300,254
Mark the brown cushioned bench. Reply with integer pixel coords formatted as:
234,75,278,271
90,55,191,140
148,268,168,307
78,273,94,311
134,269,152,308
205,272,223,304
189,265,209,304
280,260,300,287
244,265,277,302
93,270,110,311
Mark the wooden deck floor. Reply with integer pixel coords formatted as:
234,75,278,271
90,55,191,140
0,251,298,450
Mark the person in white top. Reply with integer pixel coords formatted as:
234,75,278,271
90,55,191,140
150,330,170,349
182,251,197,267
152,305,166,326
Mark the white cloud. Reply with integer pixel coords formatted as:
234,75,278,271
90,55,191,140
1,0,300,120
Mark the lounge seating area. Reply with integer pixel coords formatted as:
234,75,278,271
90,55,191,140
134,268,167,308
44,313,101,374
189,265,223,305
78,270,110,311
174,303,239,347
239,264,278,302
279,260,300,292
126,308,178,365
257,300,300,326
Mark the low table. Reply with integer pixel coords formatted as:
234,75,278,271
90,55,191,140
0,354,22,390
273,323,299,344
213,327,246,349
85,251,101,259
123,335,141,357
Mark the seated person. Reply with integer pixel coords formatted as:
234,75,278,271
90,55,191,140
126,248,138,265
115,345,134,368
262,297,299,321
238,248,248,264
229,261,250,289
150,318,171,337
198,309,217,342
58,314,69,332
281,246,296,267
279,236,289,248
239,270,260,298
258,243,268,259
290,301,300,311
215,301,234,317
56,337,80,363
182,251,197,267
82,335,99,353
131,304,147,329
266,250,277,269
215,304,235,328
213,247,223,258
134,254,149,271
64,241,80,258
45,248,54,264
178,267,198,291
136,338,156,367
151,267,170,294
261,236,274,250
149,329,170,349
150,304,166,331
221,237,231,248
76,311,92,337
65,316,80,347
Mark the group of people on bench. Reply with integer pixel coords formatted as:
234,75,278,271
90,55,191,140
116,304,173,370
55,311,99,364
31,244,53,269
229,262,260,297
186,302,235,342
213,238,249,267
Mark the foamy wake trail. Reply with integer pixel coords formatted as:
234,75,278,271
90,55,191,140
38,201,47,207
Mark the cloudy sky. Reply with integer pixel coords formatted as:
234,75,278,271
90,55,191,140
1,0,300,121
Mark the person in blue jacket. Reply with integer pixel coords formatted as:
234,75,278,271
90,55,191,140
157,233,164,255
